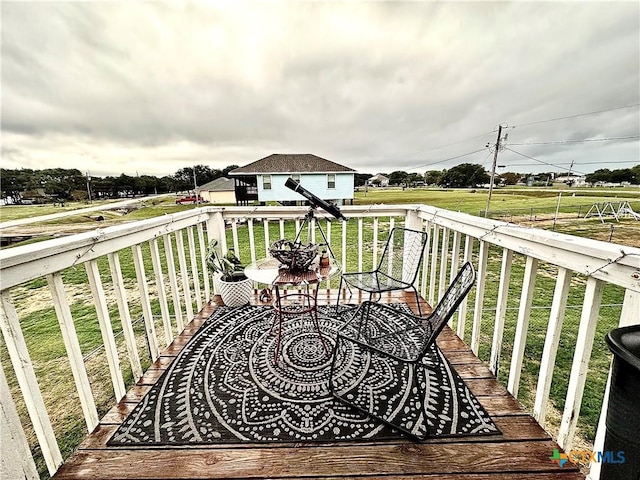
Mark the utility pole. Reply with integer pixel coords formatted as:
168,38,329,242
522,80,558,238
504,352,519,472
485,124,506,217
193,167,199,206
86,171,92,204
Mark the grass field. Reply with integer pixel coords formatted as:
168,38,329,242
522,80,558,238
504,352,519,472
1,186,638,476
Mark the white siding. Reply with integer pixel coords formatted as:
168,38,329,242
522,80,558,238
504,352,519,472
257,173,354,203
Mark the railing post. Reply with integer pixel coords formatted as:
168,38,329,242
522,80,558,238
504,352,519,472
1,360,39,480
558,276,605,451
507,256,538,397
0,290,63,475
588,288,640,480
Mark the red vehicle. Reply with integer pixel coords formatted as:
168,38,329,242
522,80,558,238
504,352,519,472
175,195,205,204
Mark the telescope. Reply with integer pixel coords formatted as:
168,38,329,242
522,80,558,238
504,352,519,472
285,178,347,221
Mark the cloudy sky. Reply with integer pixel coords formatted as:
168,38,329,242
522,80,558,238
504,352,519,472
2,1,639,178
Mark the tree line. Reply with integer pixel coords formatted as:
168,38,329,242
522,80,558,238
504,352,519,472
0,165,239,204
369,163,640,188
3,162,638,204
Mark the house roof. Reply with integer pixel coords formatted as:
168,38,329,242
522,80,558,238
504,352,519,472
369,174,389,181
229,154,355,175
199,177,234,192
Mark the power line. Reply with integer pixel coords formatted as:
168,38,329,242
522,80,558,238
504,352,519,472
511,103,640,128
504,147,586,175
509,135,640,146
503,160,639,167
410,148,487,170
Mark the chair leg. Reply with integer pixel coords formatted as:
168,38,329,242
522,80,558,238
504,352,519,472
412,286,422,316
336,276,344,307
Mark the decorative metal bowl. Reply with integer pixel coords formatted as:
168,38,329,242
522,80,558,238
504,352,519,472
269,240,318,272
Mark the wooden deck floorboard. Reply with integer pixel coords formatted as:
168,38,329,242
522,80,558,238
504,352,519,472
53,290,584,479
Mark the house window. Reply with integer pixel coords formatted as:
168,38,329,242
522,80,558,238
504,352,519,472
263,175,272,190
290,174,300,183
327,174,336,189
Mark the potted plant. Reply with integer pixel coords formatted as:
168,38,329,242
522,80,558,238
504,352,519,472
205,239,253,307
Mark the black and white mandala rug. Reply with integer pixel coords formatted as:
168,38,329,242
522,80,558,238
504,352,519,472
108,304,499,445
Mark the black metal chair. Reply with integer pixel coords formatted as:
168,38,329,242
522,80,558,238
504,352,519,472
329,262,476,441
337,227,429,316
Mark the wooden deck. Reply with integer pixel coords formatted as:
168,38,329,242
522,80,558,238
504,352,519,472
53,290,584,480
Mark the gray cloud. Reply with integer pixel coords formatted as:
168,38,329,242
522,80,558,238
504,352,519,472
1,1,638,178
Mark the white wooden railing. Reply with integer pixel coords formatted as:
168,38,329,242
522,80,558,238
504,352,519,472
1,204,639,479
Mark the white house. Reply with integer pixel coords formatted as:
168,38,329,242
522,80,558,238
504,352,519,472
229,154,355,205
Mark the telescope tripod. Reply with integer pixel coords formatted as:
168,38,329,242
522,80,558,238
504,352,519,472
294,206,339,266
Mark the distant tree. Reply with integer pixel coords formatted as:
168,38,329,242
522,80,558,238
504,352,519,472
222,165,239,177
609,168,635,184
631,164,640,184
585,169,612,184
438,163,489,187
424,170,443,185
500,172,521,185
354,173,371,187
405,173,423,187
389,171,408,186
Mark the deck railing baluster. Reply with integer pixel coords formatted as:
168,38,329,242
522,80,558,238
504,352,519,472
471,240,490,356
428,225,439,305
132,243,159,361
489,248,514,375
107,251,143,381
187,227,203,311
163,234,184,332
507,256,539,397
457,235,474,340
448,231,462,327
47,272,100,432
150,237,173,344
357,217,363,272
85,259,126,400
175,231,194,322
197,223,212,302
0,362,39,479
558,276,605,452
438,227,450,303
533,266,572,425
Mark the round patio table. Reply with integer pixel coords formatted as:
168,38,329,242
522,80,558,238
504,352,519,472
244,257,338,364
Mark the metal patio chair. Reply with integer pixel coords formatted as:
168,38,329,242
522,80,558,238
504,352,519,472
329,261,476,440
336,227,429,316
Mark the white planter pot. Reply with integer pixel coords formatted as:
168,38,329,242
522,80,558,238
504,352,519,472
216,273,253,307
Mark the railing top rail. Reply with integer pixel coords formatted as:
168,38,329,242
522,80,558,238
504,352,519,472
1,203,638,291
0,209,212,291
417,205,640,292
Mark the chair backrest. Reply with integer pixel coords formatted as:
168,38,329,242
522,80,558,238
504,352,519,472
377,227,429,284
420,261,476,357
